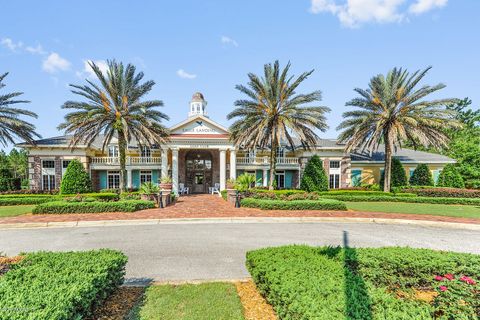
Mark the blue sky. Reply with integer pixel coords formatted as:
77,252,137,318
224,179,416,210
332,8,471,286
1,0,479,150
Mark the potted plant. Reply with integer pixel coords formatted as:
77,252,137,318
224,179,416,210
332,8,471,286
159,176,173,191
226,178,236,190
139,182,160,201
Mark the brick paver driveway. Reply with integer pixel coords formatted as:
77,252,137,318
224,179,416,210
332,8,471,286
1,194,479,225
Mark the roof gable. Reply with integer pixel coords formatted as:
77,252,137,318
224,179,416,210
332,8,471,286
169,115,229,137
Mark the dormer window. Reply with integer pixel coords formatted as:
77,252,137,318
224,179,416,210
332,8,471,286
108,145,119,157
140,146,151,158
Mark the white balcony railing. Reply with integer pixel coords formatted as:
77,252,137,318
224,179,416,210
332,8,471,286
236,157,299,165
90,157,161,165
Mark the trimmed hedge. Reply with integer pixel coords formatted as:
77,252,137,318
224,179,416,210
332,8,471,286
32,200,155,214
241,198,347,210
402,187,480,198
0,193,119,206
60,159,93,194
246,245,480,320
300,155,329,192
0,196,56,206
410,164,434,186
0,249,127,320
319,194,480,205
437,164,465,189
316,190,417,197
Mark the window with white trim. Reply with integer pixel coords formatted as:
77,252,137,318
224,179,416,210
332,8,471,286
107,171,120,189
275,170,285,189
140,170,152,184
108,145,119,157
42,175,55,190
329,161,340,169
140,146,151,158
329,174,340,189
276,147,285,158
42,160,55,168
62,160,71,176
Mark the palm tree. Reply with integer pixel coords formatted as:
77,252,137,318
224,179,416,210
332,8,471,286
337,67,460,192
58,60,169,192
228,61,330,190
0,72,40,147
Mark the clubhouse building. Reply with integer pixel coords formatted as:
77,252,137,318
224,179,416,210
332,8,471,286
18,93,454,193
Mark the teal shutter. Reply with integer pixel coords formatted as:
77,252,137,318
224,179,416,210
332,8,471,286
351,169,362,187
285,171,293,188
409,168,415,178
132,170,140,189
152,170,159,185
432,170,441,184
99,171,107,190
255,170,263,186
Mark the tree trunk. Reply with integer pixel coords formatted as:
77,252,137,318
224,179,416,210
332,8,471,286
268,136,278,191
383,135,392,192
118,132,127,193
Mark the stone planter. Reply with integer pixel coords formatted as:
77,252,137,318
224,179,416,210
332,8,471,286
226,189,239,205
159,183,173,191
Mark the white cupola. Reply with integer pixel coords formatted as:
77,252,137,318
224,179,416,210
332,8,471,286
188,92,208,117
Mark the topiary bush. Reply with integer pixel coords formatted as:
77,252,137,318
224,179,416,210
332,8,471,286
300,155,328,192
409,164,434,186
60,159,92,194
380,158,408,190
437,164,465,189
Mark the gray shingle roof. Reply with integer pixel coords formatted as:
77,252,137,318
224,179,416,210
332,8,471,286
351,145,454,163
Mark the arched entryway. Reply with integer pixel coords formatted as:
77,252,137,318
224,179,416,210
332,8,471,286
185,150,213,193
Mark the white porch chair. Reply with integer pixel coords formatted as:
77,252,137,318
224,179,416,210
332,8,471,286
210,183,220,195
179,183,189,195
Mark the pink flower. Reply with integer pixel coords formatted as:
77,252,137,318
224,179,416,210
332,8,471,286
444,274,454,281
434,275,443,281
460,276,476,285
439,286,448,292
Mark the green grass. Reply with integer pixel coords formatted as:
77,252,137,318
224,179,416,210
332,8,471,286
347,201,480,219
0,205,34,217
135,282,245,320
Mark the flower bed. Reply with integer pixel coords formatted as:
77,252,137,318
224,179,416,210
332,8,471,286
32,200,155,214
241,198,347,210
247,246,480,319
0,249,127,320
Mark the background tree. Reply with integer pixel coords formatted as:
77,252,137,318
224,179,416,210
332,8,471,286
337,67,460,192
380,158,408,189
437,164,465,188
0,168,14,192
58,60,170,192
300,155,328,192
228,61,330,190
60,159,93,194
0,72,40,147
409,164,434,186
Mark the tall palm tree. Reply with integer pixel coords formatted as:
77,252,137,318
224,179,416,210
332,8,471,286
58,60,169,192
337,66,460,192
0,72,40,147
228,61,330,190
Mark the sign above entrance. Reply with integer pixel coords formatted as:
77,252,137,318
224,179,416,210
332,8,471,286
170,115,229,136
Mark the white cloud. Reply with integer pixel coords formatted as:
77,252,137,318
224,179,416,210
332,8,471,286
310,0,448,27
42,52,71,73
177,69,197,79
0,38,23,51
25,44,46,55
409,0,447,14
76,60,109,79
221,36,239,47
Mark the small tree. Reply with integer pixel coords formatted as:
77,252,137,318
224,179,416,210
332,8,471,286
60,159,92,194
437,164,465,188
0,168,13,192
300,155,328,192
380,158,408,190
409,164,434,186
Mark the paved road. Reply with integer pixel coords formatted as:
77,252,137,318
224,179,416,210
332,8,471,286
1,222,479,282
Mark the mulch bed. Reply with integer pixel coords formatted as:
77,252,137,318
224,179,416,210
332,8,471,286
0,256,23,276
86,286,145,320
235,280,277,320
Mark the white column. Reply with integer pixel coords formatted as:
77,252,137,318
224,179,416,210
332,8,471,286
126,169,132,189
263,168,268,187
229,149,236,180
219,149,226,191
161,148,168,179
172,148,179,194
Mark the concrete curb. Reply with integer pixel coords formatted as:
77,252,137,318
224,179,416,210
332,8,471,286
0,216,479,231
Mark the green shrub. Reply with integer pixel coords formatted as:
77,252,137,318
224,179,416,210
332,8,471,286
316,190,417,197
220,190,227,200
246,245,480,320
139,181,160,194
252,189,305,196
0,168,18,192
0,196,57,206
235,173,259,191
409,164,434,186
60,159,92,194
0,249,127,320
437,164,465,189
300,155,328,192
32,200,155,214
402,187,480,198
319,194,480,205
380,158,408,190
241,198,347,210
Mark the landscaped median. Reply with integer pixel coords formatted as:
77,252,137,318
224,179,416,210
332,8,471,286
241,198,347,210
246,245,480,319
0,249,127,320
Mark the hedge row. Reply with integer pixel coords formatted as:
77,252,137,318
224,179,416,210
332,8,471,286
246,245,480,320
32,200,155,214
241,198,347,211
402,187,480,198
319,194,480,205
0,249,127,320
0,193,119,206
0,197,55,206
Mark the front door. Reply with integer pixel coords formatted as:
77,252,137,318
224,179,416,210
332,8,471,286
185,150,213,193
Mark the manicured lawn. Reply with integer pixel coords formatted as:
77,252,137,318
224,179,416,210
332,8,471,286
0,205,34,217
347,201,480,219
135,282,245,320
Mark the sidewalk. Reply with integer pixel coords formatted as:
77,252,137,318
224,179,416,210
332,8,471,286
1,194,479,228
